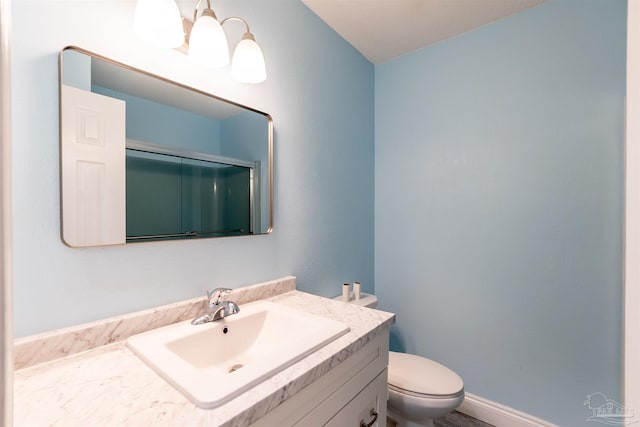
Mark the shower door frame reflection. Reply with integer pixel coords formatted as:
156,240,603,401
125,139,260,242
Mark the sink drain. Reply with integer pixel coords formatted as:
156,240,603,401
229,364,243,373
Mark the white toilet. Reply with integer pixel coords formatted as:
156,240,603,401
387,351,465,427
336,292,465,427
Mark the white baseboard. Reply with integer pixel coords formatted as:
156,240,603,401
457,392,556,427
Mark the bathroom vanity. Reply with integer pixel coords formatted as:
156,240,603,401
13,277,394,426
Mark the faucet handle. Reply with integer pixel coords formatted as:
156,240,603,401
207,288,232,305
221,300,240,316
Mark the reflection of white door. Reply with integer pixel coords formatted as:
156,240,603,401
61,84,125,247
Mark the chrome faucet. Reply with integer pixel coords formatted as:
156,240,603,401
191,288,240,325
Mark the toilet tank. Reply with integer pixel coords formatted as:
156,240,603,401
332,293,378,308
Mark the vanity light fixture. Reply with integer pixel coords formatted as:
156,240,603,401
134,0,185,49
134,0,267,84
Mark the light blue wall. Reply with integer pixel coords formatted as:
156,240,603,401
60,50,90,90
221,111,268,161
11,0,374,337
375,1,625,425
92,85,223,154
221,111,270,229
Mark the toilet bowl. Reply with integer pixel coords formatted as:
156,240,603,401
335,292,464,427
387,351,464,427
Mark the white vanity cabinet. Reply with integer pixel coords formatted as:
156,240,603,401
252,327,390,427
322,370,387,427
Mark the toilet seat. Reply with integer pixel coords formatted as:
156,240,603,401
388,383,463,399
388,351,464,399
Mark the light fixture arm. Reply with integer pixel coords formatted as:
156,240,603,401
220,16,252,36
187,1,253,42
192,0,214,23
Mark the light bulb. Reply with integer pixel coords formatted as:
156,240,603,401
134,0,184,48
188,9,230,68
230,33,266,84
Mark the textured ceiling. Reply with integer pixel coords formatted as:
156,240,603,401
302,0,548,64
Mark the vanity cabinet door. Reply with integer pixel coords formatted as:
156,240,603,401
325,369,387,427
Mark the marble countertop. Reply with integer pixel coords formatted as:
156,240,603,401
14,281,394,426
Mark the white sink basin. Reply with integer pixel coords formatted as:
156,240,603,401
126,299,350,408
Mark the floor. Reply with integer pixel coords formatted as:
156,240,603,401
387,411,494,427
433,411,495,427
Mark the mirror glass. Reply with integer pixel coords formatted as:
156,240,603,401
59,47,272,247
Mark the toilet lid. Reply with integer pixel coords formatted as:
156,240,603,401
388,351,464,398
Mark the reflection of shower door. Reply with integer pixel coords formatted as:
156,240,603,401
60,84,126,247
125,148,254,241
197,164,251,236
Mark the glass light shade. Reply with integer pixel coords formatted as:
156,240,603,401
134,0,184,48
231,35,267,84
188,14,230,68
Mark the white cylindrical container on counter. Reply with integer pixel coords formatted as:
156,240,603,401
353,281,361,300
342,283,350,302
